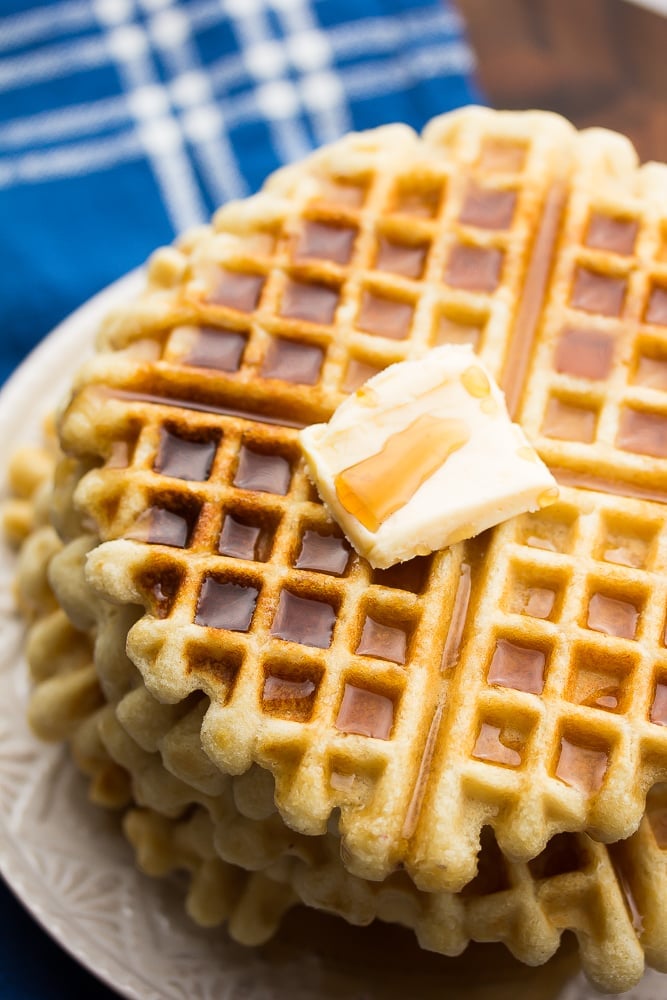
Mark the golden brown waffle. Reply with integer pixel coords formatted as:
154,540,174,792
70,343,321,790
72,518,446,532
4,465,305,947
42,534,657,993
52,108,667,894
5,443,130,807
7,469,663,994
123,807,298,938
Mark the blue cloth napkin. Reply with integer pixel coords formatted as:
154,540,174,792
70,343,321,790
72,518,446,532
0,0,480,995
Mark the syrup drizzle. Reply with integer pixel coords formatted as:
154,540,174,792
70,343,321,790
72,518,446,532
155,428,217,481
502,184,566,417
650,682,667,726
271,590,336,648
472,723,522,767
195,578,259,632
357,291,414,340
441,562,472,671
571,268,626,317
487,639,545,695
185,327,246,372
585,213,637,255
556,738,608,794
645,286,667,326
552,467,667,505
587,593,638,640
262,675,317,720
219,515,270,561
356,616,407,665
108,388,306,429
616,409,667,459
261,338,324,385
444,245,503,293
335,415,469,532
403,559,473,841
335,684,394,740
126,506,190,548
295,530,350,576
554,327,615,380
234,447,292,495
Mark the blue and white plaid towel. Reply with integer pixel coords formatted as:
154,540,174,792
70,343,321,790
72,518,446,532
0,1,479,995
0,0,481,385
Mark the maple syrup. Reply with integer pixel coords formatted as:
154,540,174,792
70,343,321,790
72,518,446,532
372,555,431,594
342,358,382,393
195,577,259,631
207,269,265,312
295,530,351,576
126,506,190,548
261,337,324,385
487,639,545,694
357,291,414,340
219,514,272,561
185,326,246,372
472,723,522,767
555,738,608,794
522,587,555,619
570,267,625,317
585,213,637,255
375,237,428,279
541,397,596,443
281,279,339,325
234,447,291,495
262,674,317,720
635,353,667,390
334,415,469,532
587,592,639,639
271,590,336,648
459,184,516,230
650,682,667,726
616,408,667,459
645,285,667,326
553,327,614,380
356,616,407,665
294,221,357,264
155,428,217,481
335,683,394,739
444,244,503,293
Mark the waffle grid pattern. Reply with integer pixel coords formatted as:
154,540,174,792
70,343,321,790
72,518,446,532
45,529,651,994
520,134,667,500
93,108,574,421
410,488,667,888
6,449,665,993
55,109,667,892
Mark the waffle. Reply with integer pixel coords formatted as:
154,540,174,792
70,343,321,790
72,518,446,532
7,453,665,993
49,107,667,894
39,528,657,992
3,460,305,949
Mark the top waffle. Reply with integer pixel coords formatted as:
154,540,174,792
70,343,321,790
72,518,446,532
56,107,667,892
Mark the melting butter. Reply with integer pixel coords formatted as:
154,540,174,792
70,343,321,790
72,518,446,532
299,345,558,568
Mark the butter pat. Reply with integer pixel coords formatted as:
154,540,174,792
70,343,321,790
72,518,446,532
299,345,558,568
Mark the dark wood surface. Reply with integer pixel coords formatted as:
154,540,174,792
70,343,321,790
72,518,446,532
458,0,667,162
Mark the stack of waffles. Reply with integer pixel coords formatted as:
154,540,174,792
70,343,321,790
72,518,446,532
6,106,667,993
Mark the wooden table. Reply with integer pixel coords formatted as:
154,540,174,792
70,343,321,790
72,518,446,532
458,0,667,162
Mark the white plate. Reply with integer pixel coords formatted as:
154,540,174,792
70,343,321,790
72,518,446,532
0,275,665,1000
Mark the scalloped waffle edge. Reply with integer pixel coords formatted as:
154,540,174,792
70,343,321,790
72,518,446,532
13,483,658,994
